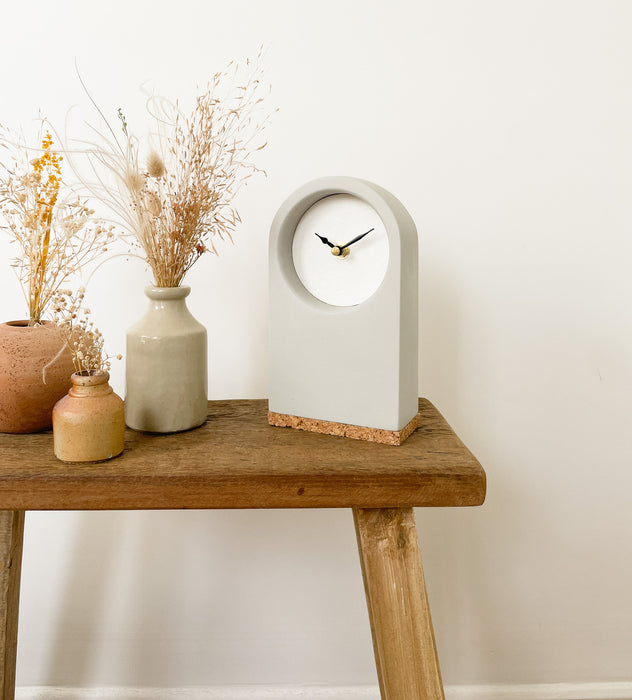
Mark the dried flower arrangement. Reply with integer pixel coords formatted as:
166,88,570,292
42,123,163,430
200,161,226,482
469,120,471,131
51,287,121,375
79,51,272,288
0,125,114,325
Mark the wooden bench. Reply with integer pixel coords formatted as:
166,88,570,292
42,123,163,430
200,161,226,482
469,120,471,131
0,398,486,699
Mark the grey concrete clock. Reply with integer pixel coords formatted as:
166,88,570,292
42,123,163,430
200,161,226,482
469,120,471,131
268,176,419,445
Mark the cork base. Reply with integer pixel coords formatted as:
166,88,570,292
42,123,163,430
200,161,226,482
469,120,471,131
267,410,421,446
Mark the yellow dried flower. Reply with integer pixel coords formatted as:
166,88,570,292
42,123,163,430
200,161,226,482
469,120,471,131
1,123,114,324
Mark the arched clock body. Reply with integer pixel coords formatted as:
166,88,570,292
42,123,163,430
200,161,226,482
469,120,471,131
268,176,418,443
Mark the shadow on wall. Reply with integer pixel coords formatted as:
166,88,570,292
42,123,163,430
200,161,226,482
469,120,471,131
39,508,376,687
42,511,130,684
417,258,521,684
415,470,519,685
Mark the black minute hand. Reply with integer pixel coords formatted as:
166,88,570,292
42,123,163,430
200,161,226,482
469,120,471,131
340,228,374,250
314,233,335,248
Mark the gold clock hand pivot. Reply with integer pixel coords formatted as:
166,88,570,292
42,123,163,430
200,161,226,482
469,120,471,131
331,246,349,258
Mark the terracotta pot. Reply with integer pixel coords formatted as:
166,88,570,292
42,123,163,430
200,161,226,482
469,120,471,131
0,320,75,433
52,371,125,463
125,286,207,433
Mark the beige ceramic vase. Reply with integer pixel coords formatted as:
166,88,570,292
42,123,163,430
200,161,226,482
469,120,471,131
125,286,207,433
0,320,75,433
52,371,125,463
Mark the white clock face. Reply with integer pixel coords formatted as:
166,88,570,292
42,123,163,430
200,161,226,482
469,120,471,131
291,194,389,306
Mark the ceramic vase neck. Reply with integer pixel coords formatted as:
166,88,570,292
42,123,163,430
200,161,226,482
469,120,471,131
2,320,59,333
69,371,113,398
144,286,192,315
145,286,191,300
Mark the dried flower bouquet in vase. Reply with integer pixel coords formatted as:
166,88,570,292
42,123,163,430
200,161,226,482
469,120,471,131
80,52,272,433
0,125,114,433
51,289,125,462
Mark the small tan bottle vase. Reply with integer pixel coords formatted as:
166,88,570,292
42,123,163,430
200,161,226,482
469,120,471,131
52,371,125,463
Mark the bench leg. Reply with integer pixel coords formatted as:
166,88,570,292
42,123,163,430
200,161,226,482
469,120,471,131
0,511,24,700
353,507,444,700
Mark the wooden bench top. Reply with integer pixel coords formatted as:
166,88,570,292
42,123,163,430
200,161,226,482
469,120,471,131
0,398,486,511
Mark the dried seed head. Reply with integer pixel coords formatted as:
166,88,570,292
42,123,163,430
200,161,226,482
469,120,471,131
144,191,163,217
125,169,145,191
147,151,166,178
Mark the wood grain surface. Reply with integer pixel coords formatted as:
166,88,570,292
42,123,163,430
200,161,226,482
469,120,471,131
0,510,23,698
0,399,485,511
354,507,444,699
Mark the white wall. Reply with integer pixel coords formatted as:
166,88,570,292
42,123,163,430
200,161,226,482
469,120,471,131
1,0,631,691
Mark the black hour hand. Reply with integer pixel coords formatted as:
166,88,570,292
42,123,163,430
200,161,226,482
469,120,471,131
340,227,374,250
315,233,335,248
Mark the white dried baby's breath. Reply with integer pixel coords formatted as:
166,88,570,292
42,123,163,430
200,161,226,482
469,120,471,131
52,289,121,374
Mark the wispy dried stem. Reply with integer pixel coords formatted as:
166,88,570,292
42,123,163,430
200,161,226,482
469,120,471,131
77,51,273,287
